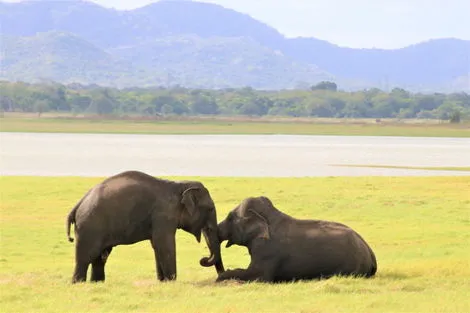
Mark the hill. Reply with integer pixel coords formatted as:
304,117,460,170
0,0,469,91
107,35,332,89
1,31,332,89
283,37,470,91
1,32,145,86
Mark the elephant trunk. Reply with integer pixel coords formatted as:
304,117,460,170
217,219,233,247
199,212,225,274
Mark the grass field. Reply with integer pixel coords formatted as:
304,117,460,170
1,176,469,313
1,115,469,137
331,165,470,172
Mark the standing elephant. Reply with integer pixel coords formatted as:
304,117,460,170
65,170,224,283
216,196,377,283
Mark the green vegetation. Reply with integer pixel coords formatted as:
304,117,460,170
1,176,469,312
1,81,469,122
331,165,470,172
2,32,329,90
1,115,469,137
1,32,136,86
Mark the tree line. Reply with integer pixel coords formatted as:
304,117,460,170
1,81,468,121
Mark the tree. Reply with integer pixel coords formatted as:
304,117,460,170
311,81,338,92
447,92,470,108
342,93,368,118
415,95,443,111
69,95,92,112
268,98,306,117
1,81,469,120
56,86,69,111
308,102,334,117
370,93,395,118
396,107,415,119
416,110,436,119
449,111,461,124
149,95,188,115
189,95,218,115
141,104,155,116
169,100,189,115
34,100,49,117
391,87,410,99
161,104,174,115
88,94,115,115
150,95,175,112
0,96,14,112
238,96,271,116
436,100,462,121
238,102,264,116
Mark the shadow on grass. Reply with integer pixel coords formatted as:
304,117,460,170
186,271,412,288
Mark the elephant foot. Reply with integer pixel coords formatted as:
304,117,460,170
158,274,177,282
71,277,86,284
72,263,89,284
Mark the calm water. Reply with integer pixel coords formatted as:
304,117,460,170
1,133,469,177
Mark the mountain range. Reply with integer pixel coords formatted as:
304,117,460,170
1,0,469,91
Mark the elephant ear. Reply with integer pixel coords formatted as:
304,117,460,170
247,209,270,240
181,187,200,216
259,196,274,207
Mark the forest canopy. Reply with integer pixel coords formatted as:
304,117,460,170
1,81,468,121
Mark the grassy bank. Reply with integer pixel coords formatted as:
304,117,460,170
1,114,469,137
1,176,469,312
331,165,470,172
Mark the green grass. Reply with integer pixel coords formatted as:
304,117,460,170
1,115,469,137
331,164,470,172
1,176,470,312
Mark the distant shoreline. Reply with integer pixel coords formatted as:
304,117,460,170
1,113,469,138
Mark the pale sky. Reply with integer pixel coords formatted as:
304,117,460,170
3,0,470,49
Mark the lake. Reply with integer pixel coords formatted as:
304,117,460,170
1,133,469,177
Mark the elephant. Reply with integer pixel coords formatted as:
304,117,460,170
216,196,377,283
65,170,224,283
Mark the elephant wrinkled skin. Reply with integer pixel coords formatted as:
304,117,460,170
216,196,377,283
66,170,224,283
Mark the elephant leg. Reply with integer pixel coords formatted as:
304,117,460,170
216,268,264,282
151,231,177,281
91,247,113,282
72,239,91,283
71,236,102,284
156,260,164,281
149,240,164,281
216,258,277,283
72,262,89,284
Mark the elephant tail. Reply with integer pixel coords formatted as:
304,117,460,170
66,189,90,243
66,208,76,243
66,202,79,243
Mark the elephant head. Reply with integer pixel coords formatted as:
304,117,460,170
217,197,273,248
180,185,225,274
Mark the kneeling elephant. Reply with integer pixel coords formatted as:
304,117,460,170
215,196,377,283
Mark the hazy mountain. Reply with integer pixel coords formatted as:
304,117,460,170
283,37,470,91
1,0,468,91
1,31,165,87
1,31,332,89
